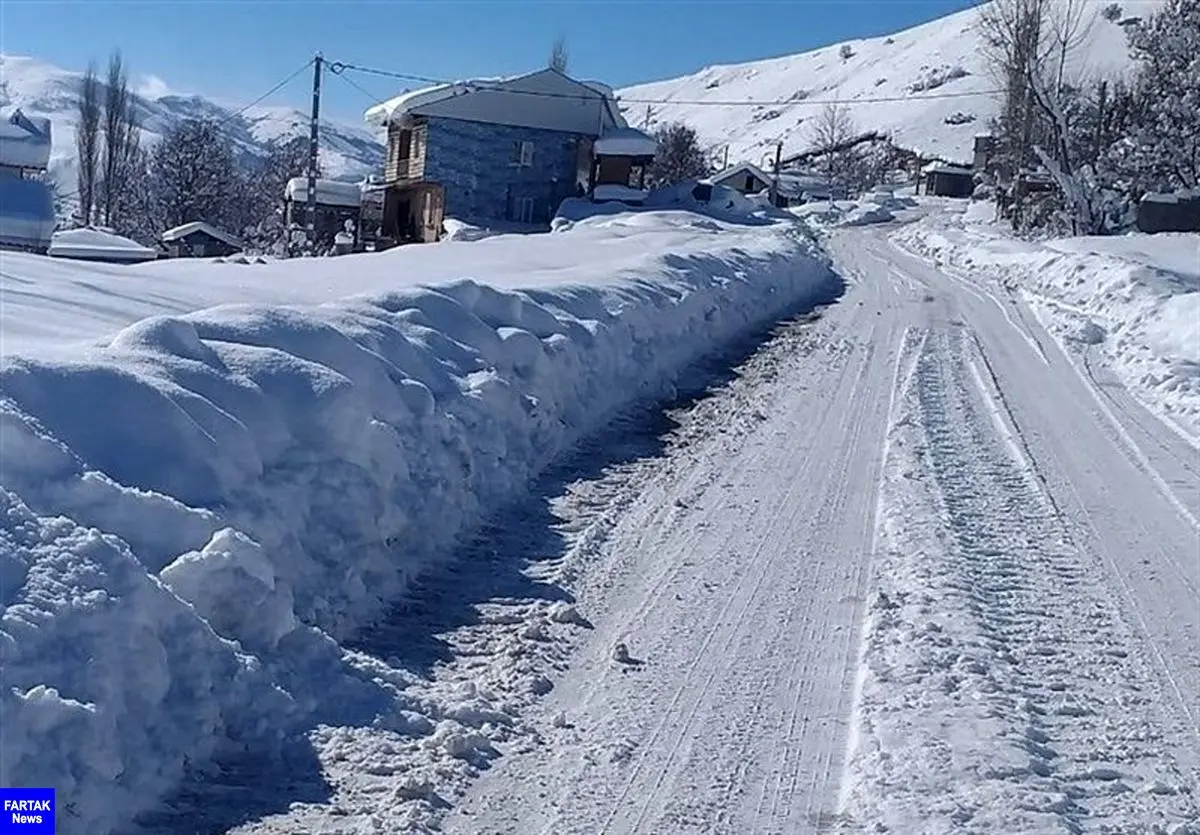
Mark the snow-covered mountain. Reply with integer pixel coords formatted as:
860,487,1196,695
617,0,1164,168
0,54,384,191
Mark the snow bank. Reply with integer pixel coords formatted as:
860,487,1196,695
894,211,1200,441
0,485,293,833
0,209,836,833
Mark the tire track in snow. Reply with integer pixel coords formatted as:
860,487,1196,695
841,326,1199,833
612,319,882,834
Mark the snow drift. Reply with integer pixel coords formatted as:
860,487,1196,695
0,208,836,833
893,209,1200,442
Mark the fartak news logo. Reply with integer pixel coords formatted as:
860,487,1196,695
0,789,54,834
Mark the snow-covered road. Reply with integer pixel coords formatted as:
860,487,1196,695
431,226,1200,834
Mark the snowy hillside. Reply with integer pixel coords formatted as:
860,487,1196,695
0,54,383,189
618,0,1164,166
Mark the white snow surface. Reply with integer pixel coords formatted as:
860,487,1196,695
617,0,1163,166
892,206,1200,443
0,206,837,834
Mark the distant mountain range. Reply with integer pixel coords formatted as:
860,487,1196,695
617,0,1164,168
0,54,384,194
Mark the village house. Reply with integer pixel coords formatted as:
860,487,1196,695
363,68,656,242
0,109,56,254
159,221,243,258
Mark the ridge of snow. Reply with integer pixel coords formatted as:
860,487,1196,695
0,207,838,833
617,0,1164,167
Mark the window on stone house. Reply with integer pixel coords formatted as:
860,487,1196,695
511,140,534,167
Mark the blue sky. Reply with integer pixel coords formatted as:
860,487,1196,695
1,0,981,124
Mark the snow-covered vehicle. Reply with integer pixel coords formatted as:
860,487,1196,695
0,110,56,254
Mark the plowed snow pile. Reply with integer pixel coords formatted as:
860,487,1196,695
0,208,834,833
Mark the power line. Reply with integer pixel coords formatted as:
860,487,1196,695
328,58,1006,108
217,58,316,127
327,63,392,108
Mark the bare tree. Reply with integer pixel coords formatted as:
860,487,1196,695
979,0,1101,231
100,51,140,227
75,62,102,226
549,36,569,74
809,101,857,195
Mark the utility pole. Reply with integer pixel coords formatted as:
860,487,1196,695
306,52,323,249
723,144,729,170
643,104,652,130
771,140,783,206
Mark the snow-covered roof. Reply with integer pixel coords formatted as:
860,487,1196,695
1141,189,1200,205
922,161,973,175
0,177,56,249
160,221,244,249
48,227,158,263
364,68,626,137
0,109,52,170
284,177,363,208
594,127,658,158
710,162,774,188
364,82,476,127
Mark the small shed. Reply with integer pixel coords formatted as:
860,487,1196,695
710,162,774,198
1137,191,1200,234
284,177,364,247
590,127,657,204
921,162,975,198
159,221,243,258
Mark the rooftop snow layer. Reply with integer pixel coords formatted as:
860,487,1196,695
364,81,478,127
48,227,158,262
160,221,244,249
284,176,363,207
593,127,658,157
